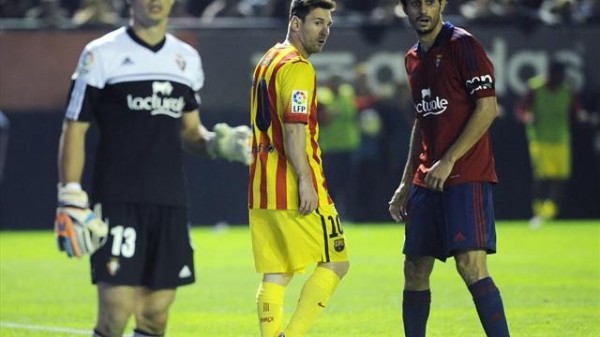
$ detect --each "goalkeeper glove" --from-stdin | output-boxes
[207,123,252,165]
[55,183,108,258]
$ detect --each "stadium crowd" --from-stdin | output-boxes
[1,0,599,28]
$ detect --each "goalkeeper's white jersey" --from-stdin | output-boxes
[64,26,205,206]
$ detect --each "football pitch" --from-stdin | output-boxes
[1,221,599,337]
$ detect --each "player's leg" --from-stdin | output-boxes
[132,287,176,336]
[528,139,547,227]
[283,261,349,337]
[543,143,571,220]
[455,250,510,337]
[92,203,193,337]
[94,283,136,337]
[444,183,509,337]
[283,205,349,337]
[258,273,294,337]
[401,185,442,337]
[130,205,194,336]
[403,256,435,337]
[90,202,143,337]
[250,209,300,337]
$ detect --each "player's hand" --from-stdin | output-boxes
[55,184,108,258]
[424,159,453,191]
[388,183,409,222]
[297,176,318,216]
[207,123,252,165]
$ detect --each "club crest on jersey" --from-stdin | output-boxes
[416,87,449,117]
[291,90,308,114]
[175,54,186,71]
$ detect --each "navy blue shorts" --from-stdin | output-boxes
[90,202,195,289]
[403,183,497,262]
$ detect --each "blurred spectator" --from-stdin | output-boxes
[357,80,415,222]
[539,0,578,25]
[3,0,599,24]
[72,0,117,28]
[201,0,253,20]
[318,74,362,221]
[540,0,600,24]
[516,59,587,228]
[351,64,387,221]
[354,64,379,112]
[171,0,195,17]
[0,0,29,17]
[460,0,519,22]
[24,0,68,28]
[574,0,600,23]
[260,0,288,17]
[378,81,414,179]
[185,0,214,17]
[0,111,8,183]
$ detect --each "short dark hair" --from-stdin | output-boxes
[289,0,336,21]
[400,0,444,7]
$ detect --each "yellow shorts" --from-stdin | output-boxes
[249,203,349,273]
[529,141,571,180]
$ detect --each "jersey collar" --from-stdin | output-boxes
[417,22,454,57]
[126,26,166,53]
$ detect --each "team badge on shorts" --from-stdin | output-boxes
[107,257,121,276]
[334,238,345,252]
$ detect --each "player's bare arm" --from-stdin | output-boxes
[56,119,107,258]
[58,120,90,184]
[180,109,210,155]
[389,119,421,222]
[284,122,318,216]
[425,96,498,190]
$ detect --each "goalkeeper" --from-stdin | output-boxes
[55,1,251,336]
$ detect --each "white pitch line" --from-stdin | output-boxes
[0,321,90,335]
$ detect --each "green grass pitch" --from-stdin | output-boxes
[1,221,599,336]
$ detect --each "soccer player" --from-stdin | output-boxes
[248,1,350,336]
[55,1,251,337]
[388,1,511,336]
[516,59,584,228]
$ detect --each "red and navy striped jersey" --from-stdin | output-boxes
[405,22,499,186]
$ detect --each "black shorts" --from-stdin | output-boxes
[90,202,195,289]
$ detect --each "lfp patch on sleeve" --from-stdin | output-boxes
[291,90,308,114]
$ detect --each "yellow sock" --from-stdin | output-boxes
[541,199,558,220]
[257,282,286,337]
[284,267,341,337]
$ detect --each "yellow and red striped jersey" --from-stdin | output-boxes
[248,43,332,210]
